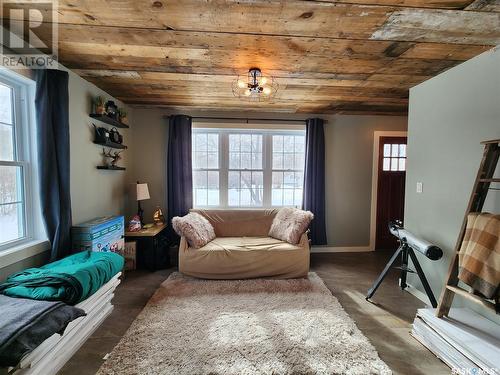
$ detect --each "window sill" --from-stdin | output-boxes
[0,239,50,268]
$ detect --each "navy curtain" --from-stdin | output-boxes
[35,69,72,260]
[303,118,327,245]
[167,115,193,242]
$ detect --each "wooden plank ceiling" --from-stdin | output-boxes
[3,0,499,115]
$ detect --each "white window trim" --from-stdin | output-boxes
[0,68,47,259]
[192,125,306,209]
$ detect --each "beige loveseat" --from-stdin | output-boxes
[178,209,310,279]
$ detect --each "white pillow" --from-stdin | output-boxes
[268,208,314,244]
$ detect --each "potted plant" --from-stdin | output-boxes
[118,108,128,124]
[93,96,105,114]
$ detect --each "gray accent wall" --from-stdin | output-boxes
[405,46,500,322]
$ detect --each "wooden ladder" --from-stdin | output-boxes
[436,139,500,318]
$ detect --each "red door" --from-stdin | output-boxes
[375,136,407,250]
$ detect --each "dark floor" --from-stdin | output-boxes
[60,251,449,375]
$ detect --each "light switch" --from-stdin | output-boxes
[416,182,423,193]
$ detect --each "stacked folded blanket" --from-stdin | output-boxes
[0,295,85,367]
[0,251,124,305]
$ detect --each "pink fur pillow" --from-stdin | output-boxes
[269,208,314,244]
[172,212,216,249]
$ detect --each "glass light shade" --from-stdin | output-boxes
[263,86,271,95]
[237,80,246,88]
[260,77,267,85]
[244,89,251,96]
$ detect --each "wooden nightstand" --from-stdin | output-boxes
[125,223,169,271]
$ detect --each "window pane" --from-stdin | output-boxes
[252,134,262,152]
[272,189,283,206]
[283,153,294,169]
[272,172,283,188]
[391,144,399,157]
[383,158,390,171]
[273,135,283,152]
[229,134,240,152]
[294,189,303,207]
[294,153,305,169]
[229,152,240,169]
[207,134,218,151]
[207,171,219,189]
[398,158,406,171]
[0,202,24,245]
[252,172,263,189]
[241,152,251,169]
[195,188,207,207]
[283,189,294,206]
[399,144,406,157]
[0,123,14,161]
[294,172,303,188]
[390,158,398,171]
[295,136,305,152]
[272,153,283,169]
[207,152,218,168]
[207,190,219,206]
[0,84,13,125]
[0,165,23,204]
[240,134,251,152]
[195,133,207,151]
[383,144,391,157]
[193,170,207,188]
[228,171,239,188]
[284,135,294,149]
[284,172,295,189]
[194,151,207,169]
[228,189,239,206]
[252,152,262,169]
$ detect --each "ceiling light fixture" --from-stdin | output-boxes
[232,68,278,101]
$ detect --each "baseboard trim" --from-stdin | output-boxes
[405,282,431,307]
[311,246,372,253]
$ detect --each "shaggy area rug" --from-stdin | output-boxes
[97,272,391,375]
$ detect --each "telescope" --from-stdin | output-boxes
[389,222,443,261]
[366,220,443,307]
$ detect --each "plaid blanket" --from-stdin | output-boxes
[458,212,500,303]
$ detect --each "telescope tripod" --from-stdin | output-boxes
[366,240,438,308]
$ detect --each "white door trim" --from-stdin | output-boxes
[369,131,408,251]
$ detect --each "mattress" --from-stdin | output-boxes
[179,235,309,279]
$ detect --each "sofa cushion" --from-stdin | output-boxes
[269,208,314,244]
[191,209,278,237]
[172,212,216,249]
[197,236,304,252]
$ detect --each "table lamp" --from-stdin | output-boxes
[136,181,150,225]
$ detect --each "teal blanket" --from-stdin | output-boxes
[0,251,124,305]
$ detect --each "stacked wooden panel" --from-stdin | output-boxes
[412,308,500,372]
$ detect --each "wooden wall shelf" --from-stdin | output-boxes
[97,166,126,171]
[93,140,127,149]
[90,113,129,128]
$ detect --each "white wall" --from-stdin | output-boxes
[129,108,407,248]
[405,46,500,322]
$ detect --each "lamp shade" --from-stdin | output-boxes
[136,183,150,201]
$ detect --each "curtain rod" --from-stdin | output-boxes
[165,115,307,123]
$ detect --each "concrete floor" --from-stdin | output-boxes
[60,251,449,375]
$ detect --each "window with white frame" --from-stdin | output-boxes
[0,72,37,250]
[192,126,306,208]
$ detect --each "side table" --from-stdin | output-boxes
[125,223,169,271]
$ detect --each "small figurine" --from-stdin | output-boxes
[153,206,165,225]
[102,148,123,167]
